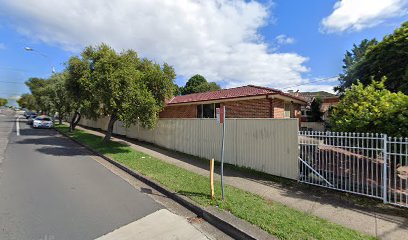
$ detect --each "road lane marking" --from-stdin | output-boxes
[16,117,20,136]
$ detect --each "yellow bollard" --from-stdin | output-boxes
[210,158,214,199]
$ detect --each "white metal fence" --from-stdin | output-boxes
[299,131,408,208]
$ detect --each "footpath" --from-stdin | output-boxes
[78,125,408,240]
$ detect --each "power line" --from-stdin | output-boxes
[281,76,338,90]
[0,81,26,84]
[0,67,31,73]
[0,67,54,77]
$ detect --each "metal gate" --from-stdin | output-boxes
[299,131,408,208]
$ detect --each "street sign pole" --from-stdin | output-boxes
[221,117,225,200]
[219,106,226,200]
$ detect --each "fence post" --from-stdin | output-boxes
[383,134,388,203]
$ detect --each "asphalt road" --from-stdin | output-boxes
[0,112,164,240]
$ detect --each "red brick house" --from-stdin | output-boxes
[159,85,307,119]
[296,91,340,122]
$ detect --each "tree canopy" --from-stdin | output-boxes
[180,74,221,95]
[335,39,378,93]
[330,79,408,137]
[21,74,72,122]
[335,21,408,94]
[17,94,36,110]
[69,43,176,142]
[65,54,100,131]
[25,77,50,112]
[0,98,7,107]
[46,73,71,124]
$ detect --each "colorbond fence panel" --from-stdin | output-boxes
[78,117,299,180]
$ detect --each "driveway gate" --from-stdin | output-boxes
[299,131,408,208]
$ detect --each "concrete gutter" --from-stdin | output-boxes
[55,128,274,240]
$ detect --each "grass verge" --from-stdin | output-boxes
[56,124,376,240]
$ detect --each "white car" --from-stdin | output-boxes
[33,116,54,129]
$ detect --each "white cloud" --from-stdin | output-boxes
[8,95,21,100]
[275,34,295,45]
[0,0,309,89]
[282,76,338,94]
[321,0,408,33]
[294,84,336,94]
[0,43,5,50]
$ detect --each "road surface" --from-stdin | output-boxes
[0,110,227,240]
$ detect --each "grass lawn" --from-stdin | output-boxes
[56,124,376,240]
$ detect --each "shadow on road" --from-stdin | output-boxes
[36,146,91,157]
[19,128,59,137]
[16,129,131,157]
[16,135,70,146]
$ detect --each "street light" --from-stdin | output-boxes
[24,47,55,73]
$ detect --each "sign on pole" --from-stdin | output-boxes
[216,106,226,200]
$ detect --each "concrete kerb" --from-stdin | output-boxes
[55,128,274,240]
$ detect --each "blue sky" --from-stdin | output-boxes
[0,0,407,106]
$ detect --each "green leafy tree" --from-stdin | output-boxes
[65,54,98,131]
[17,94,37,110]
[336,21,408,94]
[25,77,52,113]
[79,44,175,142]
[309,97,323,122]
[22,73,71,123]
[0,98,7,107]
[172,83,181,96]
[335,39,378,93]
[330,79,408,137]
[180,74,221,95]
[46,72,72,124]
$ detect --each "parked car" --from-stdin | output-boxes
[32,116,54,129]
[27,114,38,125]
[25,112,37,119]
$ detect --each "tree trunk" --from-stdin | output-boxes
[69,111,81,132]
[74,112,81,126]
[57,108,63,125]
[58,114,63,125]
[103,114,117,143]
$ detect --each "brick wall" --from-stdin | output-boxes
[293,103,302,125]
[160,97,302,119]
[323,97,340,104]
[221,98,271,118]
[159,104,197,118]
[272,99,285,118]
[293,103,301,119]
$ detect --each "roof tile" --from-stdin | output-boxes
[168,85,306,105]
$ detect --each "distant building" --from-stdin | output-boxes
[295,91,340,122]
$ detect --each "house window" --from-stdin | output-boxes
[197,105,203,118]
[197,103,220,118]
[284,103,291,118]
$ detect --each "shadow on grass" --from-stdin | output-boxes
[177,190,211,199]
